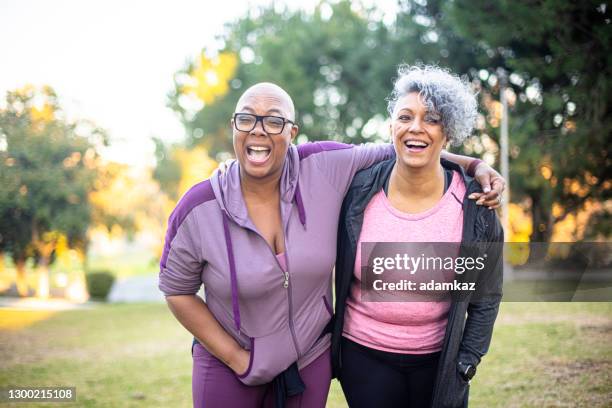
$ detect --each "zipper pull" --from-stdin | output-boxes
[283,272,289,288]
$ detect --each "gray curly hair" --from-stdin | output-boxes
[386,64,478,145]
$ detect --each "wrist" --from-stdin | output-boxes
[467,159,484,177]
[228,347,250,375]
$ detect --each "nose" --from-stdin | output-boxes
[250,117,267,137]
[408,117,424,134]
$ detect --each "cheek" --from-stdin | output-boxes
[274,135,292,155]
[233,133,245,156]
[391,124,403,142]
[426,126,445,144]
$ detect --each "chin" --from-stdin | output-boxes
[399,155,431,169]
[238,159,273,179]
[243,165,271,179]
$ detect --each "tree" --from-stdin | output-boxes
[440,0,611,242]
[390,0,610,242]
[168,1,398,157]
[152,136,218,200]
[152,137,182,200]
[0,85,105,297]
[164,0,610,243]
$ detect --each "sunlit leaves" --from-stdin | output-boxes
[181,52,238,105]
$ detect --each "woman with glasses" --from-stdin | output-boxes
[158,81,503,407]
[331,65,504,407]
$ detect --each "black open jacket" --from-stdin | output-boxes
[331,158,504,408]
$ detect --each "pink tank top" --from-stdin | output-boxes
[343,171,466,354]
[276,252,288,272]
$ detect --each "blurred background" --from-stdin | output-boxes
[0,1,610,407]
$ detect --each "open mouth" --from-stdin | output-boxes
[246,145,271,164]
[403,139,429,153]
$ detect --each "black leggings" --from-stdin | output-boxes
[339,337,440,408]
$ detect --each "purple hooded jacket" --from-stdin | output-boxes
[158,141,393,386]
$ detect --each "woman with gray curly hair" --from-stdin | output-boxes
[331,64,504,407]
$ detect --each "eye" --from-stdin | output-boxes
[398,114,413,122]
[425,115,441,124]
[265,116,285,127]
[236,114,254,125]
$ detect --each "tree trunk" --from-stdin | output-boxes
[31,225,57,299]
[528,192,553,263]
[15,258,29,297]
[36,256,50,299]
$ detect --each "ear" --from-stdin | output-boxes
[290,124,299,143]
[388,121,393,141]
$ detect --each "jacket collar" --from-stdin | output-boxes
[211,144,301,229]
[344,157,486,245]
[349,157,482,212]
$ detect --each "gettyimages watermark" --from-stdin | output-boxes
[360,242,611,302]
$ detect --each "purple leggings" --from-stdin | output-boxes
[192,344,331,408]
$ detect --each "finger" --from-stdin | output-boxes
[468,193,484,200]
[482,197,502,208]
[491,178,506,195]
[484,202,500,209]
[480,189,499,201]
[475,193,497,205]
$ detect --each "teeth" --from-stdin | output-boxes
[405,140,428,147]
[247,146,271,161]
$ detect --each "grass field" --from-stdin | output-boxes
[1,302,611,407]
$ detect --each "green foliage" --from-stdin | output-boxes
[152,137,182,200]
[439,0,611,240]
[0,86,105,264]
[165,0,610,242]
[85,270,116,300]
[169,1,400,156]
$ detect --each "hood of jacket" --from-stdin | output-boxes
[210,144,303,229]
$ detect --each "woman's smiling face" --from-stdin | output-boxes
[231,83,297,182]
[390,92,447,170]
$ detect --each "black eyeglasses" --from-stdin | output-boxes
[232,113,295,135]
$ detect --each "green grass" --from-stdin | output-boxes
[1,303,611,407]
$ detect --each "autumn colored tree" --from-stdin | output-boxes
[152,136,218,201]
[168,1,399,157]
[0,85,105,297]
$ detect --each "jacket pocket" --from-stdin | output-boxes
[235,337,256,380]
[235,323,297,386]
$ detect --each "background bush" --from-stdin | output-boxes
[86,270,116,301]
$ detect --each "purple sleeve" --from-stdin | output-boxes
[308,142,395,195]
[158,210,204,296]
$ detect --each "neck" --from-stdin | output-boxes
[240,168,282,202]
[389,158,445,200]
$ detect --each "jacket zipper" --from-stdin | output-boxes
[253,219,302,358]
[282,236,302,357]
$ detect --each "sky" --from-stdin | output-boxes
[0,0,397,167]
